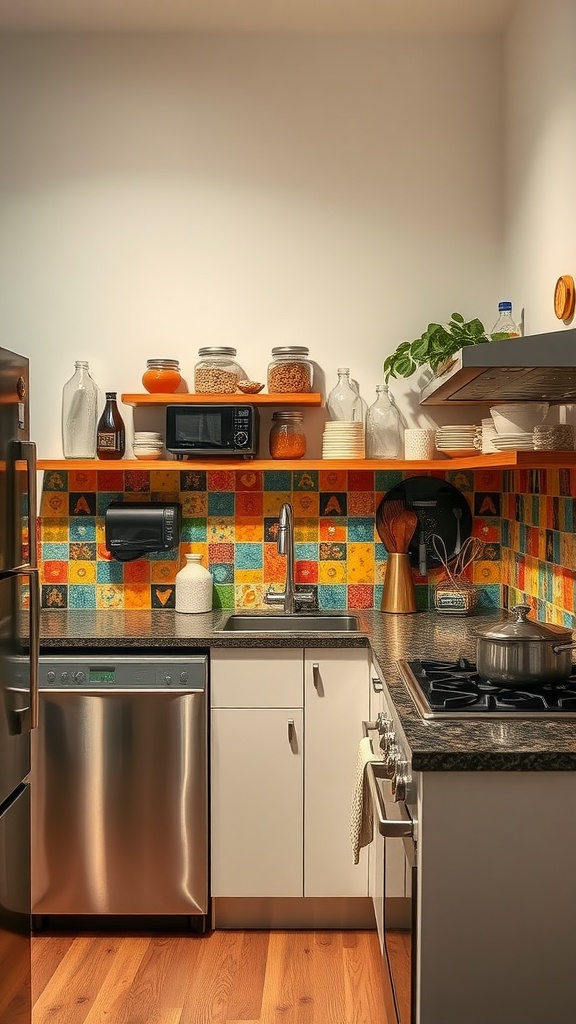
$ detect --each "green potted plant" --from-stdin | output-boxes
[383,312,503,383]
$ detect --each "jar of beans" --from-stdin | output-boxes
[267,346,313,394]
[194,347,242,394]
[269,411,307,460]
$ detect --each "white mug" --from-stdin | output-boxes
[404,428,434,460]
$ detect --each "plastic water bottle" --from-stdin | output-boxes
[491,301,520,338]
[61,361,99,458]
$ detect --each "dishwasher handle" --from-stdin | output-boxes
[38,687,207,696]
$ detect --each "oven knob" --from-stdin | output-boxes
[384,743,399,778]
[46,671,56,684]
[392,761,410,802]
[380,728,396,754]
[72,670,85,684]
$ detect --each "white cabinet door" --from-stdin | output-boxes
[304,648,370,897]
[211,649,303,708]
[211,707,303,897]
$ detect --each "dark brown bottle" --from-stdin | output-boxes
[96,392,125,460]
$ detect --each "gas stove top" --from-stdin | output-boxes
[398,657,576,719]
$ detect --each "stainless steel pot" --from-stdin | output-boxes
[474,604,576,686]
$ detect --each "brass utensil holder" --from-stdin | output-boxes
[381,553,418,614]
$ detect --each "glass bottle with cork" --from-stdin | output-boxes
[97,392,126,460]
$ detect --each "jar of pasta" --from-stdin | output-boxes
[269,411,307,460]
[267,346,313,394]
[194,347,242,394]
[142,359,182,394]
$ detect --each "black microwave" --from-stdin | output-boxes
[165,404,259,458]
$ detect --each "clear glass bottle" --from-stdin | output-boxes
[269,411,307,459]
[491,301,521,338]
[267,346,313,394]
[61,360,99,459]
[326,368,365,421]
[96,392,126,460]
[194,347,242,394]
[175,553,213,613]
[366,385,401,459]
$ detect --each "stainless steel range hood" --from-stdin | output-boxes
[420,328,576,405]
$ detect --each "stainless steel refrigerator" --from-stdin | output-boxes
[0,347,39,1022]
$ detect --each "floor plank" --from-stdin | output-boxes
[32,929,389,1024]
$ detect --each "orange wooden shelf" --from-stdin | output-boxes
[121,392,323,407]
[37,452,576,473]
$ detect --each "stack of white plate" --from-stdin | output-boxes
[491,432,535,451]
[322,421,365,460]
[435,424,480,458]
[133,431,164,460]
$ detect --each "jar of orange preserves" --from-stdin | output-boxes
[142,359,182,394]
[269,411,306,460]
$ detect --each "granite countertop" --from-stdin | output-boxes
[40,607,576,771]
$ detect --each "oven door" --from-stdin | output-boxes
[366,757,417,1024]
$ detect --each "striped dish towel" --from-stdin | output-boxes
[350,736,375,865]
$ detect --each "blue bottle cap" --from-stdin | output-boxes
[498,301,512,312]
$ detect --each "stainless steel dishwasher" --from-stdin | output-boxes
[32,653,208,924]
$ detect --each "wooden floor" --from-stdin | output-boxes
[32,929,389,1024]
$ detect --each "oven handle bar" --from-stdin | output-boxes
[366,762,415,839]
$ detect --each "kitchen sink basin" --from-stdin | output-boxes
[218,613,361,633]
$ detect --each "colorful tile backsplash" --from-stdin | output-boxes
[501,467,576,628]
[38,465,507,612]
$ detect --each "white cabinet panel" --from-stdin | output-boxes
[211,707,303,897]
[304,648,370,897]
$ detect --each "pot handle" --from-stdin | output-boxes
[512,604,532,621]
[553,642,576,655]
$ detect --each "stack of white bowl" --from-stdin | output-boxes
[489,403,548,451]
[133,432,164,460]
[434,424,480,458]
[322,421,365,460]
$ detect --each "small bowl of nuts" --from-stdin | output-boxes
[237,380,265,395]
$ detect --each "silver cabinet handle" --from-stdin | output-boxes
[288,718,295,743]
[312,662,324,696]
[372,676,384,693]
[366,762,414,839]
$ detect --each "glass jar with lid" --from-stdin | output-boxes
[269,411,307,459]
[267,346,313,394]
[194,347,242,394]
[142,358,182,394]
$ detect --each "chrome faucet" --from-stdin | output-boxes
[264,502,315,614]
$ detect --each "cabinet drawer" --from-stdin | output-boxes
[210,649,304,708]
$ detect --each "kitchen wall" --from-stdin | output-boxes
[503,0,576,335]
[5,15,576,621]
[0,32,502,454]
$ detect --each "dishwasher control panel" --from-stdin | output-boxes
[39,655,208,690]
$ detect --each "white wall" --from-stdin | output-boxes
[0,33,502,456]
[504,0,576,335]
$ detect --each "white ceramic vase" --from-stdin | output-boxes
[175,554,213,614]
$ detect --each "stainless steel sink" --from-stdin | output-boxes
[218,613,361,633]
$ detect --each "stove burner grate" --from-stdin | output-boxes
[408,658,576,714]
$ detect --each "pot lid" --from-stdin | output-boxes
[475,604,573,642]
